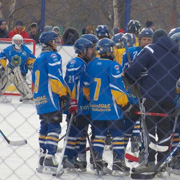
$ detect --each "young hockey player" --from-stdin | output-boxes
[32,31,69,174]
[124,29,180,176]
[83,38,139,176]
[62,38,94,171]
[167,27,180,174]
[127,20,142,47]
[112,32,136,65]
[0,34,35,103]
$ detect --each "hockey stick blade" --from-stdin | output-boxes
[8,139,27,146]
[149,142,168,152]
[0,130,27,146]
[125,153,139,162]
[131,172,155,179]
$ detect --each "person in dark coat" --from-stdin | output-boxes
[62,27,79,45]
[0,20,8,38]
[124,29,180,174]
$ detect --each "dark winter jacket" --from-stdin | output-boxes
[124,36,180,102]
[0,28,8,38]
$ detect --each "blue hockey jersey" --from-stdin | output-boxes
[83,57,129,120]
[122,46,142,105]
[64,56,89,115]
[0,44,35,75]
[32,49,67,115]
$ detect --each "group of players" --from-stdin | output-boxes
[1,20,180,178]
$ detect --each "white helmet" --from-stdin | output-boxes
[12,34,23,50]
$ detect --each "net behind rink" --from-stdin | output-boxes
[0,38,36,96]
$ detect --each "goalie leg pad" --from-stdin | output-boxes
[13,66,32,98]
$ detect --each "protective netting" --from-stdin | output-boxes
[0,0,180,180]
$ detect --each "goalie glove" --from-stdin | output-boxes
[121,103,140,120]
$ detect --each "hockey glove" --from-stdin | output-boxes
[122,103,140,120]
[59,95,70,112]
[69,99,78,114]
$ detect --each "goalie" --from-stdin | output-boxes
[0,34,35,102]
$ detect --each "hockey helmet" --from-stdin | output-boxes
[81,34,98,44]
[112,33,124,48]
[95,25,110,39]
[121,33,136,47]
[138,28,153,40]
[74,38,93,54]
[127,20,141,34]
[39,31,59,45]
[169,27,180,44]
[12,34,23,50]
[96,38,115,55]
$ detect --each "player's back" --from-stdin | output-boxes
[86,58,122,120]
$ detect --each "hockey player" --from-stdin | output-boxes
[62,38,94,171]
[127,20,142,46]
[95,25,111,39]
[122,28,153,156]
[83,38,139,176]
[0,34,35,103]
[167,27,180,174]
[124,29,180,175]
[32,31,69,174]
[112,32,136,65]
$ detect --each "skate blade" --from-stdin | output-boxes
[36,167,44,173]
[112,170,130,176]
[43,166,57,174]
[66,167,87,173]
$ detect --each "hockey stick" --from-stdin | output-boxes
[135,111,168,117]
[85,131,100,176]
[0,129,27,146]
[131,140,180,179]
[55,112,74,178]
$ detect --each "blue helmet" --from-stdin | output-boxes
[121,33,136,47]
[96,38,115,55]
[127,20,141,34]
[81,34,98,44]
[138,28,153,40]
[95,25,110,39]
[169,27,180,44]
[74,38,93,54]
[39,31,58,45]
[112,33,124,48]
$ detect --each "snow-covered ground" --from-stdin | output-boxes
[0,46,179,179]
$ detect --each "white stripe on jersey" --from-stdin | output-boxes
[111,73,122,78]
[48,60,61,66]
[110,83,126,94]
[67,66,81,72]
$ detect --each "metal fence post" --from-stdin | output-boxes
[40,0,46,33]
[125,0,131,32]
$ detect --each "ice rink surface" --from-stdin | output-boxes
[0,46,179,179]
[0,97,179,180]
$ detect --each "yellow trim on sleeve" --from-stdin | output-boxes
[50,79,67,97]
[83,87,90,101]
[111,89,128,107]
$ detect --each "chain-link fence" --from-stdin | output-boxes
[1,0,180,180]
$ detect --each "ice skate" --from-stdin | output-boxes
[132,160,156,173]
[43,155,58,174]
[19,96,33,104]
[62,155,86,172]
[0,96,12,103]
[168,153,180,175]
[91,159,112,175]
[36,155,45,173]
[112,158,130,176]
